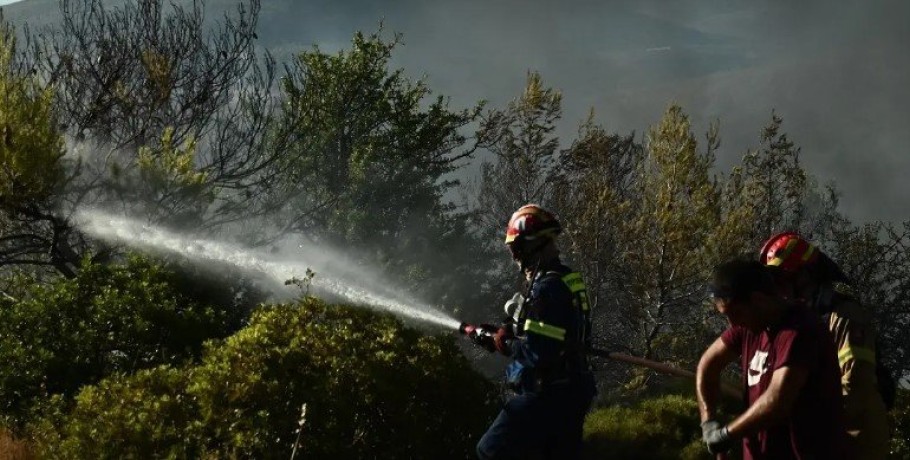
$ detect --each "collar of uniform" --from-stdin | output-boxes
[534,257,564,276]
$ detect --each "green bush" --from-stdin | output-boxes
[0,256,243,428]
[32,299,498,459]
[583,394,710,460]
[30,368,201,459]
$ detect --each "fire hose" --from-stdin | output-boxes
[459,322,742,401]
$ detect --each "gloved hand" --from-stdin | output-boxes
[701,420,732,454]
[469,324,499,352]
[492,326,514,355]
[469,324,514,354]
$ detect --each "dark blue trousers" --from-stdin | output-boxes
[476,375,596,460]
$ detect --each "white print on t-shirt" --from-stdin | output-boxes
[747,350,770,387]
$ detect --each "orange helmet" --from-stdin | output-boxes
[504,204,561,247]
[758,232,819,272]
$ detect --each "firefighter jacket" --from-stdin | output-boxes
[502,259,593,394]
[818,284,890,460]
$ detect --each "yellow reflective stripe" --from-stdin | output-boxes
[562,272,590,311]
[561,273,585,293]
[801,245,816,261]
[777,238,799,260]
[767,257,785,267]
[838,346,875,366]
[524,320,566,341]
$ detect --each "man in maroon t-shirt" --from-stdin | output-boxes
[696,259,845,459]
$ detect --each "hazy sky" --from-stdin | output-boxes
[4,0,909,223]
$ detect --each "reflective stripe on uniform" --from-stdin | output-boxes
[561,272,590,311]
[801,245,816,261]
[524,319,566,341]
[561,273,585,293]
[838,345,875,366]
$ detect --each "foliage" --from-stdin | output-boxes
[0,256,244,428]
[583,394,710,460]
[120,126,214,225]
[0,30,75,276]
[827,222,910,378]
[31,299,498,459]
[548,118,643,384]
[482,104,873,392]
[0,6,904,454]
[611,106,726,365]
[475,71,563,213]
[722,111,845,250]
[471,72,566,304]
[273,30,488,308]
[551,105,734,375]
[0,32,64,207]
[23,0,272,154]
[31,368,200,459]
[1,0,277,277]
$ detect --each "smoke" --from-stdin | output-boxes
[73,208,462,331]
[240,0,909,223]
[4,0,906,219]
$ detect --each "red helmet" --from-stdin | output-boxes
[758,232,819,272]
[504,204,561,247]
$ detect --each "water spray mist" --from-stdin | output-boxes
[74,209,462,331]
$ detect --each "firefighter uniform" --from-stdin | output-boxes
[476,261,596,460]
[760,232,893,459]
[821,286,890,460]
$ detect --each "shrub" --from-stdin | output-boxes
[583,394,710,460]
[31,368,200,459]
[32,299,498,459]
[0,256,243,428]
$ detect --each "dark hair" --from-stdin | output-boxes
[709,258,777,302]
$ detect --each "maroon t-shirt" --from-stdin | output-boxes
[720,306,845,460]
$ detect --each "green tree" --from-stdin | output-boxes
[0,256,246,428]
[2,0,279,277]
[0,33,63,205]
[722,112,845,250]
[32,299,498,459]
[605,106,729,366]
[0,29,76,277]
[548,116,643,358]
[546,106,753,393]
[273,30,486,306]
[474,72,562,234]
[470,72,565,305]
[827,221,910,378]
[109,127,214,225]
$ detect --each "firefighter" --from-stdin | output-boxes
[467,204,596,460]
[759,232,891,459]
[697,258,846,459]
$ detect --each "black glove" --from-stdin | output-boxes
[701,420,732,455]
